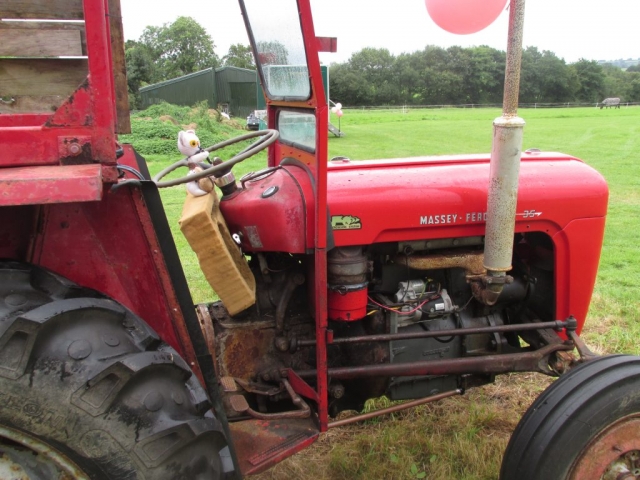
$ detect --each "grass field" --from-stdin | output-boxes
[141,106,640,479]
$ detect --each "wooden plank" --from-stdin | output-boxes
[0,59,87,96]
[108,0,131,134]
[0,29,82,57]
[0,96,64,114]
[0,21,87,55]
[0,0,84,20]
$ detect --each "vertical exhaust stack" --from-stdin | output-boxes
[475,0,526,306]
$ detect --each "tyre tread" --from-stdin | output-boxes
[501,355,640,479]
[0,262,227,479]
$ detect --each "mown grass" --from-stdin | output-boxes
[128,105,640,480]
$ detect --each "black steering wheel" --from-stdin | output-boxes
[153,129,279,188]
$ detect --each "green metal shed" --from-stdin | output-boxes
[138,66,258,118]
[139,68,217,110]
[215,66,257,119]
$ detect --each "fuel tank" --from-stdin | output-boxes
[219,152,608,253]
[219,162,315,254]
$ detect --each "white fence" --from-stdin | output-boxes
[346,102,640,111]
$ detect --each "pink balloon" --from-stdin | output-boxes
[336,110,344,117]
[425,0,508,35]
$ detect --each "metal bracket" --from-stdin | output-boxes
[564,315,598,362]
[230,378,310,420]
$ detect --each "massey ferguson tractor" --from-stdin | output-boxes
[1,0,638,478]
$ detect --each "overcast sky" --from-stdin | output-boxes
[120,0,640,65]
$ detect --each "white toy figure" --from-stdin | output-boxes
[177,130,214,196]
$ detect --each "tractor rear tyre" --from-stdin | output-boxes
[0,261,231,479]
[500,354,640,480]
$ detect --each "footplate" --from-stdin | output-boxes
[228,417,319,476]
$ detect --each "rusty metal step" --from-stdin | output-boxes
[228,417,319,476]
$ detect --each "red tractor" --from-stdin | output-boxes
[0,0,637,479]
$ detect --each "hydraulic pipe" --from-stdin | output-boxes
[328,389,463,428]
[295,319,570,348]
[295,343,572,380]
[481,0,526,304]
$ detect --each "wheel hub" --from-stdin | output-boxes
[569,414,640,480]
[0,426,89,480]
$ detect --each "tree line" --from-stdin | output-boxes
[124,17,640,110]
[329,46,640,106]
[124,17,254,109]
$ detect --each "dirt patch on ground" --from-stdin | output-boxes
[181,122,198,131]
[159,115,179,125]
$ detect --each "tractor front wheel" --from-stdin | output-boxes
[0,261,230,479]
[500,354,640,480]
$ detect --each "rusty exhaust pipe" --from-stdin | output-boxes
[476,0,526,305]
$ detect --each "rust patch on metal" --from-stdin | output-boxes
[395,249,486,276]
[471,281,501,306]
[219,326,274,379]
[0,425,90,480]
[228,417,319,476]
[248,432,310,466]
[210,301,316,382]
[569,415,640,479]
[483,0,527,294]
[196,304,217,363]
[57,135,93,165]
[566,329,598,362]
[503,0,526,117]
